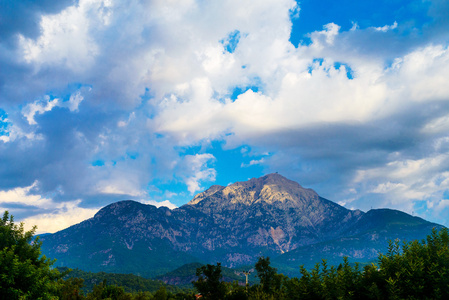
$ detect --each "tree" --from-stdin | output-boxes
[152,286,167,300]
[378,228,449,299]
[193,263,228,300]
[0,211,64,299]
[226,281,247,300]
[254,256,284,296]
[86,279,129,300]
[57,277,85,300]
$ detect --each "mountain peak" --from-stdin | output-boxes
[186,173,321,210]
[258,172,290,182]
[94,200,143,218]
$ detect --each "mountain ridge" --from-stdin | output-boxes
[40,173,443,278]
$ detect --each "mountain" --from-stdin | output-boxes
[40,173,443,278]
[272,208,440,275]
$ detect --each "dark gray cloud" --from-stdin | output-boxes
[0,0,76,41]
[243,100,449,211]
[0,1,78,105]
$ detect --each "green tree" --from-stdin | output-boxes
[0,211,64,299]
[152,286,167,300]
[282,228,449,300]
[86,279,130,300]
[378,228,449,299]
[193,263,228,300]
[131,291,152,300]
[226,281,247,300]
[254,256,284,297]
[57,277,85,300]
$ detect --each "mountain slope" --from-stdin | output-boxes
[273,208,442,276]
[41,201,203,276]
[40,173,442,278]
[184,174,364,255]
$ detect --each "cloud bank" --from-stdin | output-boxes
[1,0,449,232]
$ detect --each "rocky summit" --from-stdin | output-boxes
[40,173,442,278]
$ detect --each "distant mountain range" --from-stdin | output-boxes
[40,173,443,278]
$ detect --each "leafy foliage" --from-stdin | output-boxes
[155,261,253,289]
[377,228,449,299]
[61,267,180,295]
[254,256,284,297]
[193,263,229,300]
[0,211,64,299]
[282,227,449,300]
[56,277,85,300]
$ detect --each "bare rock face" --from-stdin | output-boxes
[188,173,320,208]
[40,173,440,277]
[183,173,363,260]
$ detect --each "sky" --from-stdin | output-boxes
[1,0,449,233]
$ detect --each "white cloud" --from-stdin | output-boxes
[370,182,408,194]
[140,199,177,210]
[0,183,99,233]
[117,112,136,128]
[241,158,265,168]
[310,23,341,46]
[435,199,449,210]
[95,183,144,197]
[22,201,98,234]
[389,45,449,103]
[67,90,85,112]
[22,89,87,125]
[0,122,42,143]
[2,0,449,228]
[18,0,100,72]
[422,115,449,134]
[373,21,398,32]
[353,155,449,213]
[94,165,147,197]
[0,182,51,206]
[22,96,60,125]
[180,154,216,194]
[152,28,449,153]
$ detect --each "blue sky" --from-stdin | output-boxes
[1,0,449,233]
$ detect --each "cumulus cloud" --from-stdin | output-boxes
[18,3,99,72]
[1,0,449,231]
[178,154,217,194]
[0,182,99,233]
[21,202,98,234]
[0,0,76,42]
[0,181,52,207]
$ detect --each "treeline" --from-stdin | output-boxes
[1,210,449,299]
[59,267,183,295]
[194,228,449,299]
[70,281,195,300]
